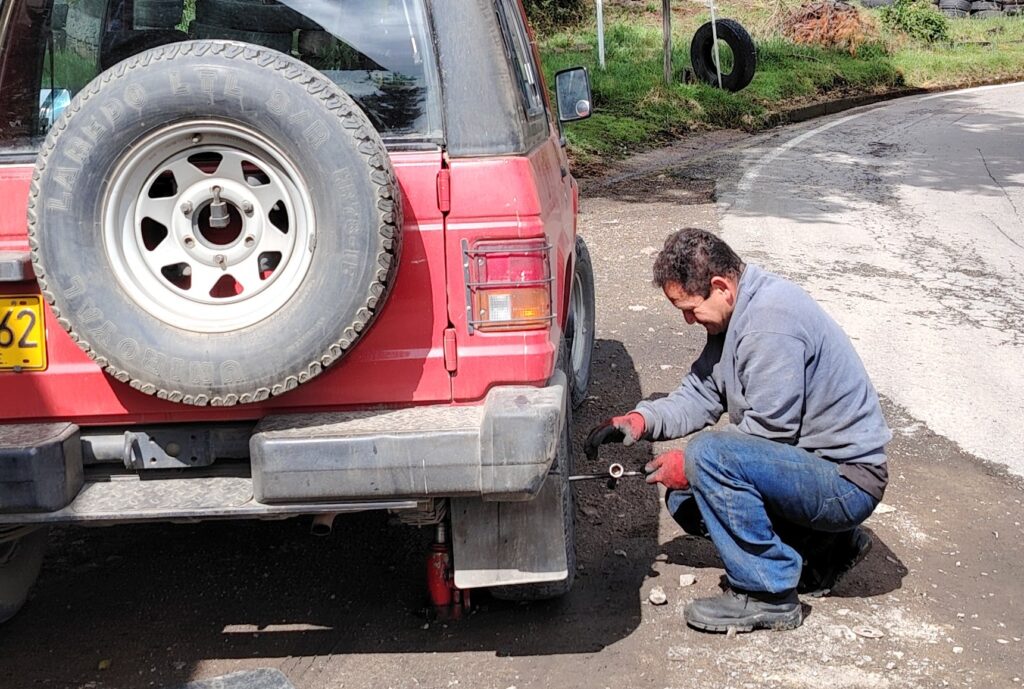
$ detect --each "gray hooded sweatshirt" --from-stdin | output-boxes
[635,264,892,499]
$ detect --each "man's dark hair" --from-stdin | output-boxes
[652,228,745,297]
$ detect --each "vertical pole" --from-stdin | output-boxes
[596,0,606,70]
[709,0,722,89]
[662,0,672,85]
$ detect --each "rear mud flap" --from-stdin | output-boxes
[449,473,568,589]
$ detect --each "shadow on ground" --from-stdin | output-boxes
[0,340,661,689]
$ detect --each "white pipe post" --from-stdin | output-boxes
[662,0,671,86]
[709,0,722,89]
[596,0,606,70]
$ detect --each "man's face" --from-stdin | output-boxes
[662,278,736,335]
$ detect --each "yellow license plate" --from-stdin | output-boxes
[0,295,47,371]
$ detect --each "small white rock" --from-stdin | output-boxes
[997,639,1010,645]
[648,587,668,605]
[837,608,850,616]
[952,647,964,654]
[614,549,627,558]
[628,304,647,312]
[852,625,885,639]
[873,503,896,515]
[660,364,673,370]
[679,574,696,587]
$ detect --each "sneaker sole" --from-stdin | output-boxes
[685,607,803,633]
[805,533,873,599]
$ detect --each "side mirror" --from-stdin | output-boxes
[38,89,71,131]
[554,67,592,123]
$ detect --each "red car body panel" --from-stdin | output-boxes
[0,150,463,425]
[2,131,577,424]
[443,141,572,402]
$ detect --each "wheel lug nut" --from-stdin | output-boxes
[191,134,202,144]
[215,254,227,269]
[244,235,255,247]
[181,202,193,216]
[183,236,195,248]
[242,201,254,216]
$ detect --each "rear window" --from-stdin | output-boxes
[0,0,442,156]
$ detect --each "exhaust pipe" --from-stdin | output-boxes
[311,513,339,537]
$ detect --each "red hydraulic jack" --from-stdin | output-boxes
[426,522,471,620]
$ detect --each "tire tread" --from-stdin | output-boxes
[28,40,402,406]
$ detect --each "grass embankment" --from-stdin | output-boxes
[538,1,1024,164]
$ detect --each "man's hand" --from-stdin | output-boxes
[611,412,646,446]
[645,449,689,490]
[585,413,646,461]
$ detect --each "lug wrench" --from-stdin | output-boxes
[569,462,644,489]
[569,421,647,489]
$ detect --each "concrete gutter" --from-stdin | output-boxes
[766,76,1024,126]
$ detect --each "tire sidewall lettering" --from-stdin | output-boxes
[33,43,397,401]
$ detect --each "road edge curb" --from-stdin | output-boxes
[765,77,1024,126]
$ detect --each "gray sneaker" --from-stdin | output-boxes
[684,588,802,633]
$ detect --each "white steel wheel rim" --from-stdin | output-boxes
[104,120,316,333]
[570,270,587,375]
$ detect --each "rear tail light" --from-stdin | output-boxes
[462,239,553,332]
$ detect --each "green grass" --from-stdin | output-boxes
[42,48,97,93]
[539,2,1024,164]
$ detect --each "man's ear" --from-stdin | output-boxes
[710,275,732,297]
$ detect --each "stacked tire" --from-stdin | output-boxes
[938,0,1011,16]
[969,0,1005,16]
[189,0,322,54]
[1005,0,1024,15]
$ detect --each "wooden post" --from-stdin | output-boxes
[662,0,672,85]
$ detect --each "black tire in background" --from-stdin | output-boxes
[939,0,971,10]
[52,0,70,28]
[30,41,401,406]
[860,0,896,7]
[133,0,184,29]
[195,0,321,32]
[689,19,756,93]
[188,22,293,53]
[567,236,595,410]
[100,29,189,70]
[0,528,48,624]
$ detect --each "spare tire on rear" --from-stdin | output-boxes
[30,40,401,406]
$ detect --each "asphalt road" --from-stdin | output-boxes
[720,82,1024,479]
[1,86,1022,689]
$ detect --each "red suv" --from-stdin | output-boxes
[0,0,596,621]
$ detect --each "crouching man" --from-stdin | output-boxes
[595,228,891,633]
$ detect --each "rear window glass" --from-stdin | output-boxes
[0,0,442,154]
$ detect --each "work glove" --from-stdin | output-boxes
[645,449,689,491]
[584,412,646,461]
[610,412,646,446]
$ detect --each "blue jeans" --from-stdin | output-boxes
[667,431,878,593]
